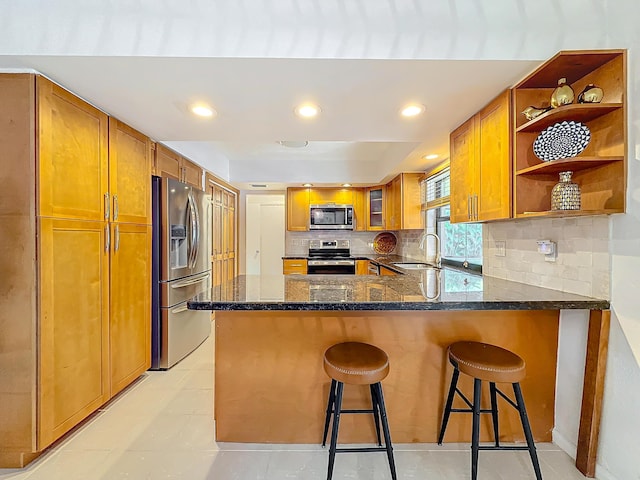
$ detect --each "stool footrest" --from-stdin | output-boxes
[450,408,495,413]
[336,447,389,453]
[477,445,532,451]
[339,409,375,414]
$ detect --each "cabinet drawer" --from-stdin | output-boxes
[283,259,307,275]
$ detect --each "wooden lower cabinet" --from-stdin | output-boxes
[109,223,152,397]
[355,260,370,275]
[380,266,398,276]
[283,259,308,275]
[38,218,110,449]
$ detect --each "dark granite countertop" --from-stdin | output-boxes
[188,269,610,311]
[282,254,429,273]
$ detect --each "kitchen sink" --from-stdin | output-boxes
[391,262,437,270]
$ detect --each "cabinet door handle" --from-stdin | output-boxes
[114,224,120,252]
[474,194,479,220]
[105,225,110,252]
[467,195,471,220]
[104,192,110,220]
[113,194,119,221]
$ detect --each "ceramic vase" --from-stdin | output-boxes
[551,171,581,210]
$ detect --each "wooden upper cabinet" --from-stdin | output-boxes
[108,118,152,225]
[384,174,423,230]
[385,176,401,230]
[182,157,203,190]
[154,144,203,190]
[352,188,366,231]
[154,144,181,180]
[37,77,108,221]
[38,218,110,449]
[109,223,152,397]
[450,89,511,223]
[309,188,354,205]
[477,90,511,221]
[287,187,310,231]
[450,117,477,223]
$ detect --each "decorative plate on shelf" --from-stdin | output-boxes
[532,121,591,161]
[372,232,397,254]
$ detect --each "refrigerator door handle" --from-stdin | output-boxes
[192,193,201,268]
[187,193,197,268]
[170,272,210,289]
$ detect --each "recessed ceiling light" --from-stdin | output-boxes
[424,154,439,160]
[294,104,321,118]
[191,104,216,117]
[303,183,313,187]
[342,183,352,187]
[401,104,426,117]
[278,140,309,148]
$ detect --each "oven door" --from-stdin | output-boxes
[307,259,355,275]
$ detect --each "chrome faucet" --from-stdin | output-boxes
[418,232,441,268]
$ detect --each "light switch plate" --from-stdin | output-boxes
[494,241,506,257]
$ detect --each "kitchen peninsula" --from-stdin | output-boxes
[189,270,609,477]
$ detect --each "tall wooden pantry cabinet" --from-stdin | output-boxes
[0,74,151,466]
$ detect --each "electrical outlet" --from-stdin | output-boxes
[495,241,506,257]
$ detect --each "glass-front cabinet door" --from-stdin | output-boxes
[367,186,385,230]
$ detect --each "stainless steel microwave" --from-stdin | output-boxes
[309,204,354,230]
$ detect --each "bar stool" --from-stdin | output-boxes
[322,342,396,480]
[437,341,542,480]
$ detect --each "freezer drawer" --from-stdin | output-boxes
[161,270,211,308]
[155,301,211,370]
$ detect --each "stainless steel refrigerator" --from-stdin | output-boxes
[151,176,211,369]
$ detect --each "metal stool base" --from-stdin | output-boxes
[322,379,397,480]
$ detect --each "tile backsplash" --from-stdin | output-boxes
[285,229,426,258]
[285,231,382,256]
[483,216,611,299]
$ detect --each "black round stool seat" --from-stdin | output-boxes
[323,342,390,385]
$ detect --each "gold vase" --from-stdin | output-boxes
[577,84,604,103]
[550,78,574,108]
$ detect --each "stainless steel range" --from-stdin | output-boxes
[307,240,355,274]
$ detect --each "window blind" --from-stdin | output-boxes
[421,167,450,210]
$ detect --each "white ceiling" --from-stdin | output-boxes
[1,0,631,190]
[0,55,537,188]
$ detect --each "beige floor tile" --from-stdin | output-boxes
[0,338,590,480]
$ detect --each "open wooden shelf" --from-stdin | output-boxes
[516,103,622,132]
[516,156,623,176]
[515,50,622,88]
[513,50,626,218]
[516,209,623,219]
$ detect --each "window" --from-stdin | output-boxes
[422,166,482,271]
